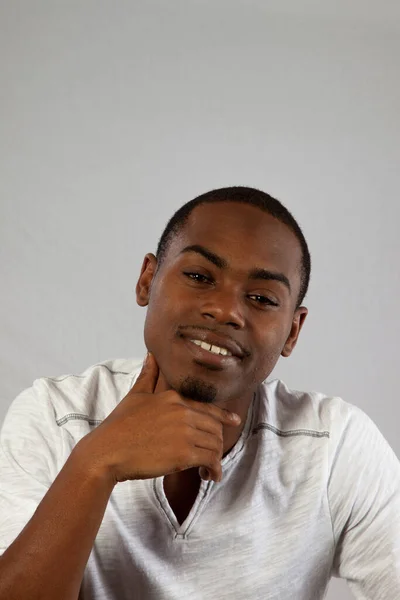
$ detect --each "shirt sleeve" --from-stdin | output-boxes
[0,379,64,553]
[328,401,400,599]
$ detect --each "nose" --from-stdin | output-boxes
[200,288,245,330]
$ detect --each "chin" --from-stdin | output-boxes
[178,376,218,404]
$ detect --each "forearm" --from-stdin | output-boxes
[0,440,114,600]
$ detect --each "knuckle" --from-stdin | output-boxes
[165,390,179,404]
[206,449,219,467]
[177,445,194,466]
[178,406,194,425]
[210,433,222,452]
[184,448,198,467]
[183,405,194,419]
[182,424,195,442]
[210,421,223,442]
[204,404,217,417]
[166,400,187,419]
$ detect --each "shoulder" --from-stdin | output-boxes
[2,358,144,437]
[255,378,364,441]
[42,357,143,420]
[255,379,399,491]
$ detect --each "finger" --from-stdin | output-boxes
[192,430,223,483]
[132,352,159,394]
[182,398,241,428]
[198,466,211,481]
[179,447,221,482]
[189,413,223,440]
[194,448,222,482]
[192,430,223,457]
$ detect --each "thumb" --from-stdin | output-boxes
[132,352,159,394]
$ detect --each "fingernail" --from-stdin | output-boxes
[201,470,210,481]
[230,412,241,424]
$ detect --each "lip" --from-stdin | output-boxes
[181,336,241,368]
[178,327,247,359]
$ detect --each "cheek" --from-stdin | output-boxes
[248,350,281,386]
[255,321,284,350]
[255,346,279,371]
[250,325,288,373]
[142,292,181,351]
[148,275,186,311]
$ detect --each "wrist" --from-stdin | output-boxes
[70,435,117,492]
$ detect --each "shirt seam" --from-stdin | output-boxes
[152,478,178,534]
[56,414,103,427]
[252,423,330,438]
[327,471,337,550]
[46,364,132,383]
[180,481,212,538]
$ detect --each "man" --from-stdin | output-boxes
[0,186,399,599]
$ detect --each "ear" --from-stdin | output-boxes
[281,306,308,357]
[136,253,158,307]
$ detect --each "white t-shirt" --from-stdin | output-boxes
[1,358,399,599]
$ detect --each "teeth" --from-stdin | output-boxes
[192,339,203,347]
[201,341,212,351]
[190,339,232,356]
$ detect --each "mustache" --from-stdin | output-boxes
[177,324,250,357]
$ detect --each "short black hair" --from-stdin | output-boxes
[156,186,311,308]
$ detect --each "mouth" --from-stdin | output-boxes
[178,327,248,369]
[181,338,240,369]
[189,339,233,356]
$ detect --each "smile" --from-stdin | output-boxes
[189,339,233,356]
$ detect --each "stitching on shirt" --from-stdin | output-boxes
[152,479,178,534]
[47,364,132,383]
[181,481,212,538]
[48,374,87,382]
[252,423,330,438]
[56,414,103,427]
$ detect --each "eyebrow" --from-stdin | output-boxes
[179,244,291,293]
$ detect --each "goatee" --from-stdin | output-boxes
[179,377,217,404]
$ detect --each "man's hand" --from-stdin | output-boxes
[80,353,241,485]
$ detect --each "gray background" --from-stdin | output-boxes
[1,2,399,598]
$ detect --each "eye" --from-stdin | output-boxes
[183,272,213,284]
[248,294,279,307]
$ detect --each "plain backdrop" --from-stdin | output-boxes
[1,2,399,598]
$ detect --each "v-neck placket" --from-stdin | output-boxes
[152,392,257,539]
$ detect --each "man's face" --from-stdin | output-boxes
[136,202,307,407]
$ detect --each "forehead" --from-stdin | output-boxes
[170,201,303,280]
